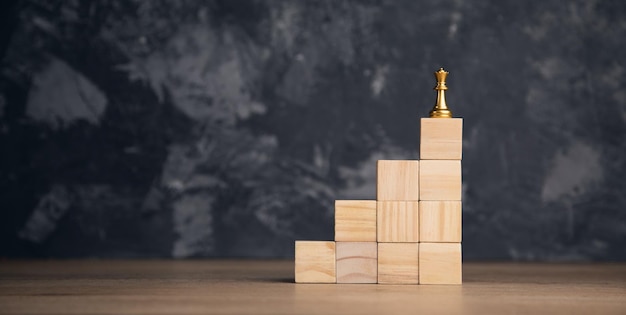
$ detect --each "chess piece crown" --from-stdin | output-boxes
[429,68,453,118]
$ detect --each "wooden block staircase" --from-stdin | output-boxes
[295,68,463,284]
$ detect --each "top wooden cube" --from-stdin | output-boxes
[420,118,463,160]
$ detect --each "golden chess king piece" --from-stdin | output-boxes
[429,68,453,118]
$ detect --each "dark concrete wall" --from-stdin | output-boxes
[1,0,625,260]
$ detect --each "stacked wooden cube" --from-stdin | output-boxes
[295,117,463,284]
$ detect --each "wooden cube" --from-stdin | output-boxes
[377,201,419,242]
[377,160,419,201]
[419,243,462,284]
[295,241,336,283]
[419,160,462,201]
[336,242,377,283]
[377,243,419,284]
[335,200,377,242]
[419,201,462,242]
[420,118,463,160]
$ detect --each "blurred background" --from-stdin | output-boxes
[0,0,625,260]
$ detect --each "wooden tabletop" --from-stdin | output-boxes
[0,260,625,314]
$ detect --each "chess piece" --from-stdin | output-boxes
[429,68,453,118]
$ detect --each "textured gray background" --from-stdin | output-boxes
[1,0,625,260]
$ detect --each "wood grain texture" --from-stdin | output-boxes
[419,201,462,242]
[295,241,336,283]
[334,200,377,242]
[420,118,463,160]
[377,243,419,284]
[419,243,462,284]
[377,201,419,242]
[376,160,420,201]
[419,160,462,201]
[336,242,377,284]
[0,261,625,314]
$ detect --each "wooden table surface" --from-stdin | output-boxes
[0,260,625,314]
